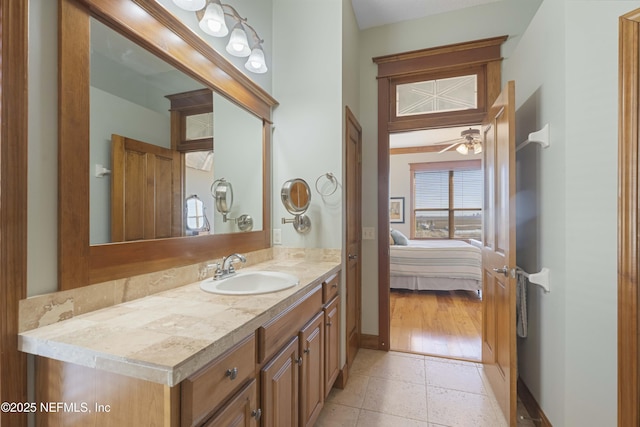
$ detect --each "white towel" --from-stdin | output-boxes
[516,272,528,338]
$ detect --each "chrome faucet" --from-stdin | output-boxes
[213,253,246,280]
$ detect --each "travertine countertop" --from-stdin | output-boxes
[18,258,340,386]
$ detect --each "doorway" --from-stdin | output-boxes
[387,126,484,361]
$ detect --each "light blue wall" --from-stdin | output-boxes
[271,0,343,249]
[504,0,568,423]
[505,1,640,425]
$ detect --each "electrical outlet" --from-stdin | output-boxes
[362,227,375,240]
[273,228,282,244]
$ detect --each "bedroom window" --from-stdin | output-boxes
[411,160,482,240]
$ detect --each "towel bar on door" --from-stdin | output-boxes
[516,267,550,293]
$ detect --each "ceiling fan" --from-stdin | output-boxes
[438,128,482,155]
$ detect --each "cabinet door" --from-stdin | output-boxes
[299,312,324,427]
[202,379,260,427]
[261,336,299,427]
[324,295,340,397]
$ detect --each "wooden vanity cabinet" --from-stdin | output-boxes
[324,294,340,397]
[201,379,259,427]
[181,334,257,427]
[299,312,324,427]
[33,270,341,427]
[260,336,300,427]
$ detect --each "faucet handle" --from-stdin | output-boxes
[208,262,223,279]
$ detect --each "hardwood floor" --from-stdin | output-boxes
[389,289,482,361]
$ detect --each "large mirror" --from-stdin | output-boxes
[59,0,276,289]
[89,18,263,244]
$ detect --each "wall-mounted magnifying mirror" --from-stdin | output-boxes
[281,178,311,233]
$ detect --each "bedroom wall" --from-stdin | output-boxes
[389,150,481,238]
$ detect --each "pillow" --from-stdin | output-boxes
[390,228,409,246]
[389,233,395,245]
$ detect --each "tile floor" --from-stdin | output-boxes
[315,349,536,427]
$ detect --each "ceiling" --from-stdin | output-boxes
[350,0,502,30]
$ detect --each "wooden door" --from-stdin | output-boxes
[261,337,299,427]
[345,106,362,368]
[202,380,259,427]
[111,134,182,242]
[324,296,340,396]
[299,312,324,427]
[481,81,517,425]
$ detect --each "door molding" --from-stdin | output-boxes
[373,37,505,350]
[618,9,640,426]
[0,0,29,425]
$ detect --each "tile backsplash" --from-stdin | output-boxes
[19,247,340,332]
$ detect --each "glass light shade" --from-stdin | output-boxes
[245,46,268,73]
[473,142,483,154]
[226,24,251,57]
[172,0,206,11]
[199,2,228,37]
[456,144,469,155]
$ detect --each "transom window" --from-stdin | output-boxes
[411,160,482,240]
[396,75,477,117]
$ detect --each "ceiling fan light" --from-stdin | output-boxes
[199,1,228,37]
[456,144,469,155]
[172,0,206,11]
[226,24,251,57]
[474,142,482,154]
[245,46,268,73]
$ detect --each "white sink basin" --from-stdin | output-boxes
[199,271,299,295]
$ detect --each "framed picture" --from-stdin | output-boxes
[389,197,405,223]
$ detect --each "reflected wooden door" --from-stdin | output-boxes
[111,134,182,242]
[345,107,362,369]
[481,81,517,425]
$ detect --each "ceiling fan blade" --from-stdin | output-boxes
[435,137,463,145]
[438,142,460,153]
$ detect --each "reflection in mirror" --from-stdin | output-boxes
[88,17,263,244]
[185,195,210,235]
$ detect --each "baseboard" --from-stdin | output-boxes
[518,377,553,427]
[334,363,348,390]
[359,334,380,349]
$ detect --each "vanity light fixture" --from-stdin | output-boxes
[198,0,228,36]
[172,0,268,74]
[172,0,206,12]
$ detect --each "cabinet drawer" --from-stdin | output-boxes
[322,273,339,303]
[181,334,256,427]
[258,284,322,363]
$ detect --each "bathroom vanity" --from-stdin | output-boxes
[20,260,341,426]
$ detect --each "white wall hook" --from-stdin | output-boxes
[516,123,550,152]
[95,164,112,178]
[517,267,550,293]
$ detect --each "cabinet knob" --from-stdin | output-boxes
[326,321,332,327]
[251,408,262,421]
[303,348,311,354]
[225,367,238,380]
[296,357,303,366]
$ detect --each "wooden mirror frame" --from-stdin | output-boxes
[59,0,277,289]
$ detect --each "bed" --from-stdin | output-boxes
[390,239,482,292]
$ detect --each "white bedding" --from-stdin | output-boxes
[390,239,482,291]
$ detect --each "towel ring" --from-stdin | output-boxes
[315,172,338,196]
